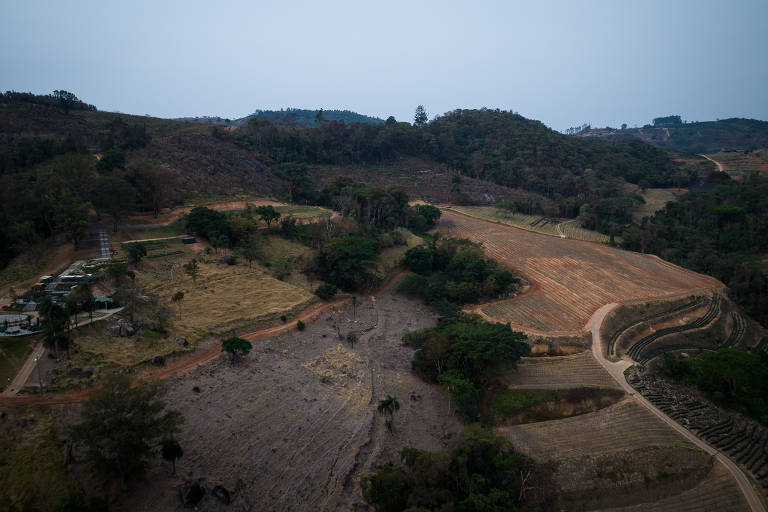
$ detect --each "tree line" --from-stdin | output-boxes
[622,173,768,326]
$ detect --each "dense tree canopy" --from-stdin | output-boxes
[364,427,554,511]
[622,174,768,325]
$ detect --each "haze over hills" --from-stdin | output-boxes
[576,117,768,154]
[176,108,385,127]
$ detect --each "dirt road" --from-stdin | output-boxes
[588,304,766,512]
[0,271,409,406]
[700,153,726,172]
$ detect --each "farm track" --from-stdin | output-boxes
[590,304,764,512]
[440,209,722,334]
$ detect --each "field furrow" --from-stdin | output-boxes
[504,351,621,390]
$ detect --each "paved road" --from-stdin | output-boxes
[587,303,766,512]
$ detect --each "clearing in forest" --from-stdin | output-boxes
[440,209,722,333]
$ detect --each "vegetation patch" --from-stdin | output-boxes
[399,237,518,315]
[364,426,555,512]
[403,315,529,418]
[661,348,768,424]
[0,336,35,386]
[491,388,625,424]
[0,412,80,512]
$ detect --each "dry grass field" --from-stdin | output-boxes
[142,260,315,343]
[631,187,686,222]
[499,398,747,510]
[440,209,722,333]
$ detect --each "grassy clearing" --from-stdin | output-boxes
[275,205,332,219]
[375,229,423,278]
[73,321,187,368]
[631,188,683,222]
[261,235,315,266]
[0,336,34,387]
[143,259,314,342]
[0,238,62,290]
[450,206,610,243]
[492,389,555,416]
[122,219,188,239]
[184,194,255,206]
[0,413,78,511]
[112,238,194,272]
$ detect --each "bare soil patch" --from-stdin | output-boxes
[115,289,463,512]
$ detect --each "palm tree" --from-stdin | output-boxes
[377,394,400,432]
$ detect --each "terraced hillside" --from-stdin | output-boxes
[629,370,768,498]
[440,209,722,333]
[607,293,755,365]
[501,398,748,510]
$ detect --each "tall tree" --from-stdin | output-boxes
[160,438,183,475]
[221,336,252,365]
[70,376,183,490]
[414,105,428,127]
[183,259,200,282]
[53,191,91,250]
[91,176,136,231]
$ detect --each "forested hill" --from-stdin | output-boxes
[177,108,385,127]
[227,108,699,225]
[578,118,768,154]
[622,173,768,326]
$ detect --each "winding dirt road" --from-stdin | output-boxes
[587,304,766,512]
[701,153,726,173]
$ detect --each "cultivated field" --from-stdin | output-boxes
[440,209,722,333]
[446,205,610,243]
[499,398,745,509]
[705,149,768,176]
[503,351,621,390]
[600,461,749,512]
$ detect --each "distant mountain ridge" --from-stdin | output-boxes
[576,117,768,154]
[177,108,385,127]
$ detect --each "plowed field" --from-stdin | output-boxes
[440,209,722,333]
[504,351,621,390]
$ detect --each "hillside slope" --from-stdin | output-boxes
[578,118,768,154]
[177,108,385,127]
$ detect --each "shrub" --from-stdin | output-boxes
[403,246,434,274]
[314,283,338,301]
[296,320,306,331]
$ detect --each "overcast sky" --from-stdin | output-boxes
[2,0,766,131]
